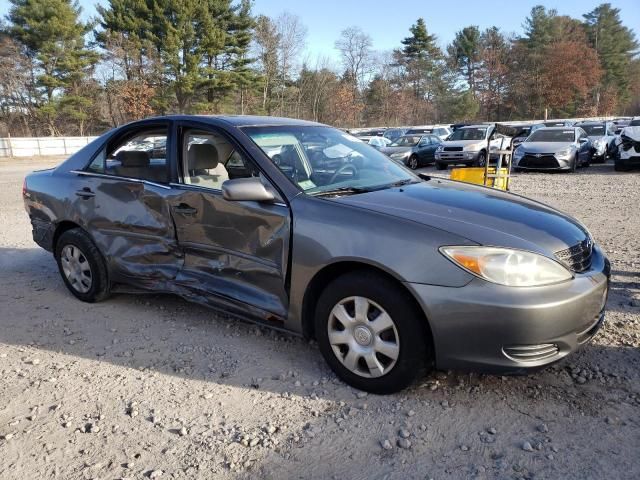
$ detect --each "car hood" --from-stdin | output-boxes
[379,146,415,155]
[334,179,589,255]
[519,142,574,153]
[441,140,485,149]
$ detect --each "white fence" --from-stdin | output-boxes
[0,136,98,157]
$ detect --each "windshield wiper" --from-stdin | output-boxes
[385,179,419,188]
[312,186,372,197]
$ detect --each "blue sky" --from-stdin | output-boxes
[2,0,639,60]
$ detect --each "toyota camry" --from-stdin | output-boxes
[23,116,610,393]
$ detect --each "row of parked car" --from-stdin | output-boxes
[349,117,640,172]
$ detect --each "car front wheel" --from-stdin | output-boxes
[55,228,110,303]
[408,155,419,170]
[315,272,431,394]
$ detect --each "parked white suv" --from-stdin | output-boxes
[434,125,510,170]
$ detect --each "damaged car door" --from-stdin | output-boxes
[76,122,182,285]
[168,123,291,320]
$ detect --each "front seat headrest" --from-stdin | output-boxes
[188,143,219,170]
[116,150,150,167]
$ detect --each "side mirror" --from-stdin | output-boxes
[222,177,275,203]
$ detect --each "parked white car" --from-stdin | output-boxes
[614,120,640,171]
[405,125,452,141]
[434,125,510,170]
[367,136,392,149]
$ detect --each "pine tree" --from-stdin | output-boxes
[584,3,638,107]
[8,0,98,134]
[448,26,481,95]
[395,18,444,122]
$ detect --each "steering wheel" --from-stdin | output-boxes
[329,163,359,184]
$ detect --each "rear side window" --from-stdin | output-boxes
[88,128,169,184]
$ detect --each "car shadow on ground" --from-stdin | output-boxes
[1,246,639,405]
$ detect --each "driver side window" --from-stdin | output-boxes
[182,129,259,190]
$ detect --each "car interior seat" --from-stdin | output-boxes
[187,143,229,189]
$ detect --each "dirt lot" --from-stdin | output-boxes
[0,157,639,480]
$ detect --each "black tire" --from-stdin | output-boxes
[475,151,486,167]
[55,228,110,303]
[614,161,627,172]
[408,155,419,170]
[571,153,578,172]
[314,271,431,394]
[435,162,447,170]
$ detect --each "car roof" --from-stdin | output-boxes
[538,126,578,130]
[460,124,490,129]
[140,114,326,128]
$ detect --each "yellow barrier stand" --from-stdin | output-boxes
[450,167,509,191]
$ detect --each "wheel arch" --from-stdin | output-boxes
[301,261,435,357]
[52,220,84,251]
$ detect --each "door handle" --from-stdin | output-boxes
[173,203,198,215]
[75,187,95,198]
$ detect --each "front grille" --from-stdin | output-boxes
[443,146,463,151]
[555,238,593,273]
[503,344,559,362]
[519,154,559,168]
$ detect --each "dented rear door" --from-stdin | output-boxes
[82,178,182,285]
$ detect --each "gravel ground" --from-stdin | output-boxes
[0,157,638,480]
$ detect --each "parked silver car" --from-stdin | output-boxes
[512,127,593,172]
[23,116,609,393]
[574,121,616,163]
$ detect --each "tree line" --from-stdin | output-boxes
[0,0,638,137]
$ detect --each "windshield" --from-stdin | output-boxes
[580,125,606,136]
[448,128,487,141]
[390,135,421,147]
[527,129,575,142]
[243,125,416,195]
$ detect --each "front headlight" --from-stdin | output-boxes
[513,146,524,159]
[390,152,409,159]
[440,246,573,287]
[465,143,481,152]
[436,145,444,152]
[555,147,573,158]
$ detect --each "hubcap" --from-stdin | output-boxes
[327,296,400,378]
[60,245,92,293]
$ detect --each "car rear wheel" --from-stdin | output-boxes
[55,229,110,303]
[435,162,447,170]
[314,272,431,394]
[408,155,419,170]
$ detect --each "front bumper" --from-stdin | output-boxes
[435,150,482,164]
[406,245,610,372]
[619,145,640,161]
[514,153,572,170]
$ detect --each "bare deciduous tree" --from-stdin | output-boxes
[335,26,373,92]
[275,12,307,115]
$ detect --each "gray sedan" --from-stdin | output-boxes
[512,127,593,171]
[23,116,609,393]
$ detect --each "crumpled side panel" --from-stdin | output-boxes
[169,189,290,318]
